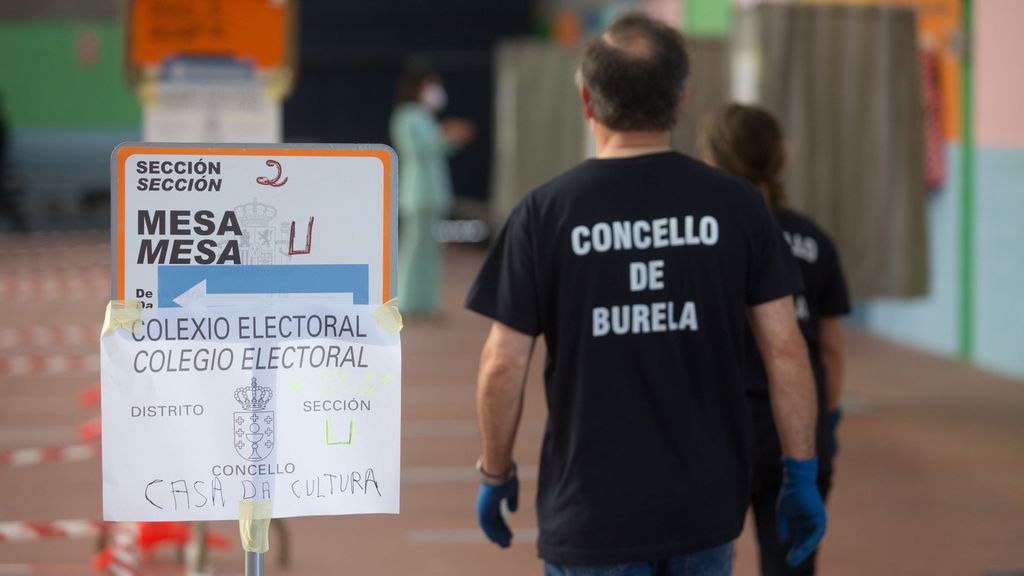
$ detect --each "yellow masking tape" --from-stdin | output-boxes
[238,499,273,554]
[373,298,404,335]
[137,80,158,106]
[101,300,144,336]
[264,69,295,101]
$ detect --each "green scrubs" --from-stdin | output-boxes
[390,103,454,315]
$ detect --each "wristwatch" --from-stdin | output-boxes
[476,457,517,486]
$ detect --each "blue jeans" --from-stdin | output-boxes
[544,542,733,576]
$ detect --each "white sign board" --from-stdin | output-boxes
[101,303,401,521]
[110,143,398,308]
[104,143,400,522]
[143,82,282,144]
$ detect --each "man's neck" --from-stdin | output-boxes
[593,125,673,159]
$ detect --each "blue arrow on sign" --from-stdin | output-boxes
[157,264,370,308]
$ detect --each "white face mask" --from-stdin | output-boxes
[420,83,448,113]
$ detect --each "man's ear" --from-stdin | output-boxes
[580,85,594,121]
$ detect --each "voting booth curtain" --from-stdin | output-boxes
[670,39,731,157]
[733,4,929,299]
[491,40,588,226]
[491,38,732,225]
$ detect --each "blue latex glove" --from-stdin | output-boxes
[476,476,519,548]
[828,409,842,458]
[776,457,827,567]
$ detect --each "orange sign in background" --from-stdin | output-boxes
[129,0,289,69]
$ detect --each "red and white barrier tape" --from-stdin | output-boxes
[0,277,108,302]
[0,354,100,377]
[0,443,99,468]
[0,564,83,574]
[0,234,107,256]
[0,259,108,273]
[105,523,140,576]
[78,417,102,442]
[79,384,101,408]
[0,269,109,282]
[0,520,104,543]
[0,324,101,350]
[0,520,141,575]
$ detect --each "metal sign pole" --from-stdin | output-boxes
[244,550,265,576]
[186,521,210,575]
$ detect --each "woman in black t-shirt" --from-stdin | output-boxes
[700,104,851,576]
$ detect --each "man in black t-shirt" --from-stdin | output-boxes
[466,14,826,575]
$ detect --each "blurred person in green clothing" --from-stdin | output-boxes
[390,65,474,318]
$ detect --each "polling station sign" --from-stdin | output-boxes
[100,302,401,521]
[110,144,397,308]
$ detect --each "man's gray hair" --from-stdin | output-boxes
[576,13,689,132]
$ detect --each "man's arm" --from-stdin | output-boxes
[749,295,826,566]
[477,321,536,476]
[819,317,844,412]
[748,296,817,460]
[474,321,535,548]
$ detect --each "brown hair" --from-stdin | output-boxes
[576,13,689,132]
[396,63,438,105]
[699,103,787,209]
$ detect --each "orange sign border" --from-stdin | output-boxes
[113,145,395,305]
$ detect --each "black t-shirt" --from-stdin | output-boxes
[746,208,851,468]
[465,152,801,564]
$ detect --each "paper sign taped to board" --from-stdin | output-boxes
[100,302,401,521]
